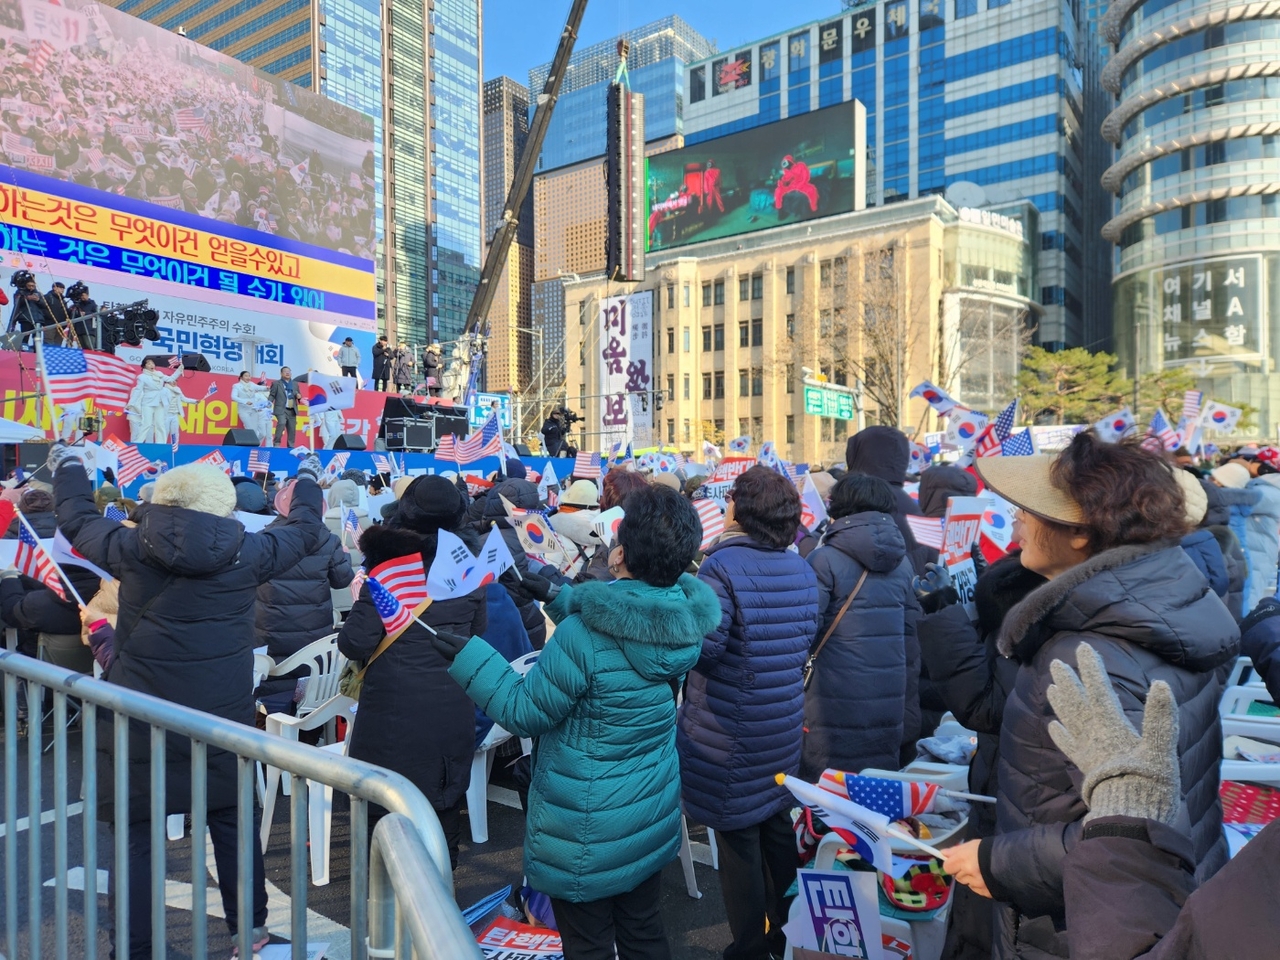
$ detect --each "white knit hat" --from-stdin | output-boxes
[152,463,237,517]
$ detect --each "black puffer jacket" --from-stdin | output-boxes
[254,521,353,691]
[1,564,102,637]
[338,523,487,811]
[54,464,327,819]
[979,542,1239,959]
[477,479,547,648]
[845,427,930,575]
[802,511,919,779]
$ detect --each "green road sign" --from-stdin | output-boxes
[803,384,855,420]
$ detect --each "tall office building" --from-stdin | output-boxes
[104,0,483,347]
[1104,0,1280,433]
[680,0,1113,350]
[528,15,715,173]
[482,77,534,395]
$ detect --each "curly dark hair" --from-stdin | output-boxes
[617,484,702,587]
[729,465,802,549]
[1051,431,1188,552]
[600,469,649,511]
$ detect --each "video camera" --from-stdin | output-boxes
[557,407,582,424]
[9,270,34,289]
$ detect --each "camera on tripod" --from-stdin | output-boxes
[558,407,582,424]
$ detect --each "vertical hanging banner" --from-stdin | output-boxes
[597,292,653,451]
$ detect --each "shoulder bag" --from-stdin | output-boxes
[337,599,432,700]
[802,568,870,692]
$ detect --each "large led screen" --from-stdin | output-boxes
[645,101,865,252]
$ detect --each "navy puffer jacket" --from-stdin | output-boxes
[678,534,819,832]
[1179,528,1229,602]
[801,512,920,779]
[979,541,1239,960]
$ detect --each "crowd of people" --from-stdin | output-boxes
[6,421,1280,959]
[0,20,376,257]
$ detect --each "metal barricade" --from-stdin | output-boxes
[1,650,485,960]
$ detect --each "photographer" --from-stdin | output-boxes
[6,271,54,349]
[541,408,580,458]
[67,283,99,349]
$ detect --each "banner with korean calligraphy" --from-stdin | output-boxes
[1152,256,1262,368]
[0,0,377,376]
[597,292,653,451]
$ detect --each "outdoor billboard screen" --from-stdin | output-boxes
[645,101,865,252]
[0,0,378,375]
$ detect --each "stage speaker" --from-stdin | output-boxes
[513,443,532,457]
[18,442,49,472]
[223,428,261,446]
[333,434,366,451]
[434,411,470,439]
[149,353,212,373]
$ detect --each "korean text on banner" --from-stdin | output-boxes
[942,496,986,620]
[597,292,653,451]
[782,869,882,960]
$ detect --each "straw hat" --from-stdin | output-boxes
[974,455,1084,525]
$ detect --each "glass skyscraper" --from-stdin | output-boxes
[1106,0,1280,430]
[105,0,482,346]
[680,0,1113,349]
[528,15,716,173]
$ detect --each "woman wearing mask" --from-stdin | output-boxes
[437,485,721,959]
[801,473,920,780]
[942,432,1238,959]
[679,465,820,960]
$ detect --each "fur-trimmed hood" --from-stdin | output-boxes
[997,540,1238,674]
[567,573,721,681]
[358,521,480,572]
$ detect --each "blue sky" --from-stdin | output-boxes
[482,0,839,84]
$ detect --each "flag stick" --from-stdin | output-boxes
[16,508,86,609]
[943,789,996,804]
[411,614,437,636]
[884,826,946,860]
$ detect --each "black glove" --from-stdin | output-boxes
[295,454,323,484]
[970,542,989,578]
[521,571,561,603]
[430,628,470,663]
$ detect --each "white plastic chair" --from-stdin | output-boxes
[257,634,346,799]
[1221,684,1277,719]
[259,693,357,885]
[466,650,540,843]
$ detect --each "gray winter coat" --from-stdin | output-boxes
[980,542,1239,959]
[1240,475,1280,614]
[802,512,920,779]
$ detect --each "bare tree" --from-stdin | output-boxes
[937,297,1036,413]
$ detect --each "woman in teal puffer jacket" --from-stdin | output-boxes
[439,484,722,960]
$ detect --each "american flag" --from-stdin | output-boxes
[904,514,945,550]
[573,450,602,479]
[435,414,502,464]
[1000,429,1036,457]
[1148,409,1180,452]
[367,554,430,638]
[205,383,217,397]
[173,107,211,138]
[343,508,360,544]
[372,453,393,475]
[324,452,350,477]
[975,400,1019,458]
[104,438,158,486]
[349,568,367,601]
[15,519,65,600]
[168,354,182,370]
[819,770,940,821]
[695,498,724,552]
[248,449,270,474]
[171,436,179,454]
[1182,390,1204,424]
[83,147,105,172]
[104,503,128,522]
[25,40,54,74]
[42,345,137,412]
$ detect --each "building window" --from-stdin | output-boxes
[683,283,691,307]
[690,65,706,103]
[702,326,712,351]
[786,364,796,393]
[820,309,832,336]
[667,285,675,309]
[739,369,749,396]
[786,314,795,339]
[702,283,712,307]
[955,0,977,14]
[714,418,724,434]
[739,277,750,301]
[683,419,691,442]
[703,373,712,399]
[786,267,795,294]
[714,372,725,399]
[683,327,691,352]
[713,280,725,305]
[751,318,763,346]
[751,274,764,300]
[786,414,795,443]
[714,324,725,350]
[751,368,763,396]
[820,261,832,287]
[666,375,675,401]
[834,418,849,441]
[683,374,691,400]
[822,418,833,442]
[667,327,675,354]
[752,417,763,442]
[739,322,750,347]
[667,419,676,443]
[739,417,750,437]
[579,341,585,365]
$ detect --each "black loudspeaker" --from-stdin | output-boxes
[149,353,211,373]
[435,411,470,439]
[223,428,261,446]
[332,434,366,450]
[17,442,49,472]
[513,443,532,457]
